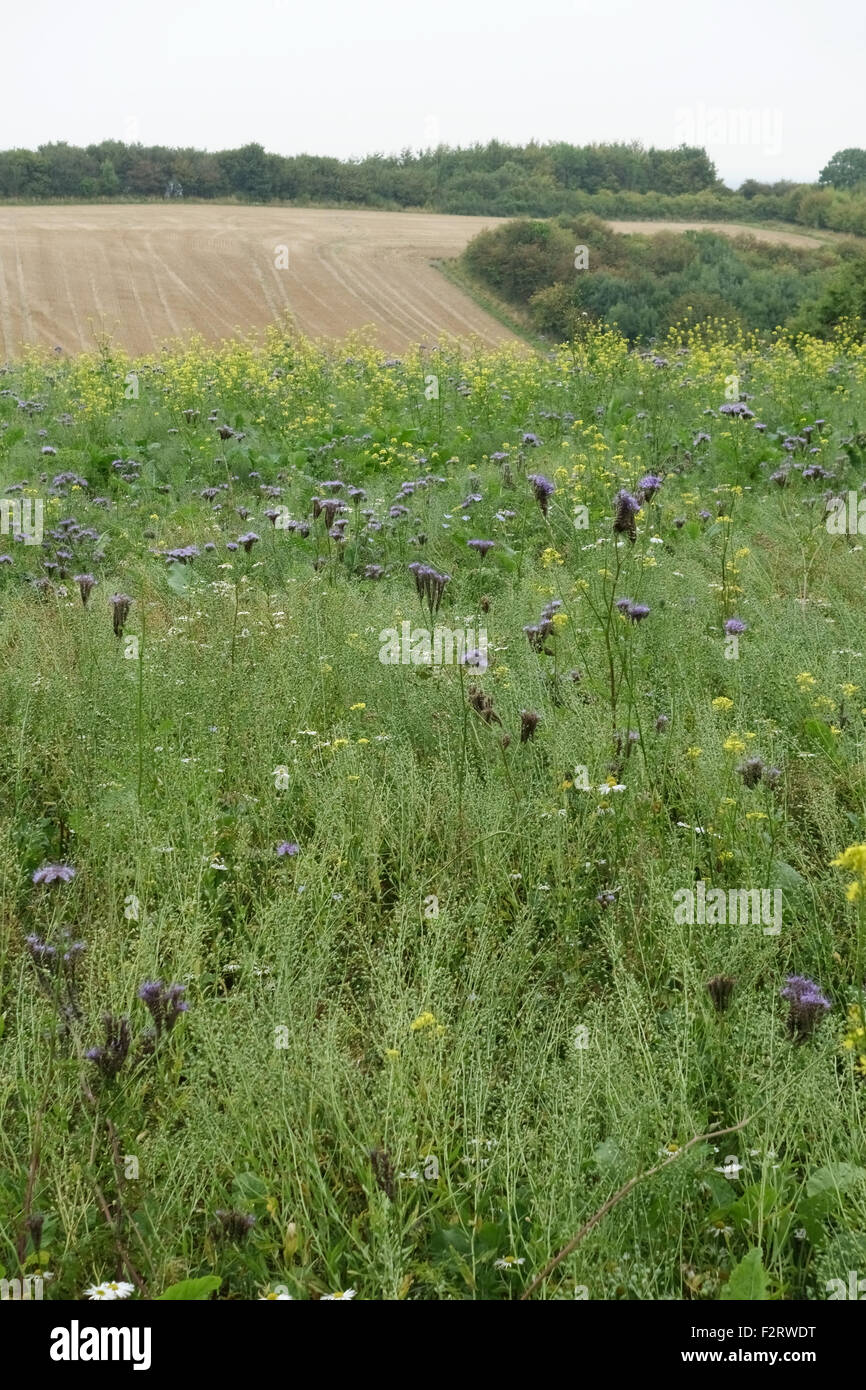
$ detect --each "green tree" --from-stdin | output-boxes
[819,149,866,189]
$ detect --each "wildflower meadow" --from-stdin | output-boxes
[3,322,866,1303]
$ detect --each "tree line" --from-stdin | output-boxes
[3,139,865,237]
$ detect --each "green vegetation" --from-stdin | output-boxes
[461,215,866,344]
[2,325,866,1300]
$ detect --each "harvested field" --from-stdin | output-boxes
[0,205,516,357]
[607,219,828,248]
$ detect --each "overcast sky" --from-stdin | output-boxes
[1,0,862,186]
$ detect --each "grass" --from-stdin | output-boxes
[2,323,866,1302]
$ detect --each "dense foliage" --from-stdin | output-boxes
[0,139,717,203]
[2,325,866,1300]
[461,216,866,344]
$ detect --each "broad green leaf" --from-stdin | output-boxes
[720,1248,768,1301]
[806,1164,866,1197]
[156,1275,221,1300]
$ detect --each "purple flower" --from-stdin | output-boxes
[737,756,765,788]
[467,539,494,558]
[528,474,555,516]
[719,402,755,419]
[86,1014,131,1079]
[613,489,640,542]
[137,979,189,1037]
[214,1210,256,1241]
[408,562,450,614]
[626,603,650,623]
[237,532,260,552]
[638,474,663,499]
[522,432,541,447]
[276,841,300,857]
[461,648,488,672]
[781,975,830,1040]
[32,863,75,885]
[725,617,747,635]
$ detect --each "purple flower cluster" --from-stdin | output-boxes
[408,562,450,614]
[616,598,651,623]
[781,975,830,1040]
[528,473,555,516]
[85,1014,132,1080]
[613,489,640,542]
[137,980,189,1038]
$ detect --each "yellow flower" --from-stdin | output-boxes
[686,746,702,759]
[384,1048,400,1060]
[331,738,349,749]
[841,683,859,698]
[410,1011,438,1032]
[349,702,366,711]
[796,672,816,690]
[723,735,746,754]
[551,612,568,629]
[712,697,734,712]
[831,844,866,876]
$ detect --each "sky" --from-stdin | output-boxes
[1,0,863,186]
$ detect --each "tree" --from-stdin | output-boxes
[99,159,120,195]
[819,149,866,190]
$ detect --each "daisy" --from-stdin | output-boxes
[714,1159,744,1178]
[85,1280,135,1300]
[322,1288,356,1300]
[260,1289,293,1300]
[494,1256,525,1270]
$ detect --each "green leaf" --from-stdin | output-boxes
[720,1247,768,1301]
[166,564,190,596]
[156,1275,221,1300]
[770,860,806,891]
[806,1164,866,1197]
[231,1171,268,1205]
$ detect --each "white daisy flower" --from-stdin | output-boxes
[322,1287,356,1300]
[714,1159,744,1178]
[85,1280,135,1300]
[494,1256,525,1270]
